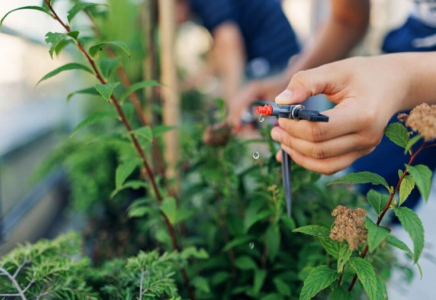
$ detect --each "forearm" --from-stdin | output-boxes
[212,22,245,102]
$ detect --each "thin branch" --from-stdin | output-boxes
[138,268,145,300]
[13,258,28,278]
[0,267,28,300]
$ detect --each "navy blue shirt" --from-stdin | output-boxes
[189,0,300,74]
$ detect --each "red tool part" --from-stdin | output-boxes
[256,104,273,116]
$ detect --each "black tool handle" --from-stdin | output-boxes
[282,150,292,218]
[295,108,329,122]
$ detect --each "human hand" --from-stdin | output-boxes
[227,77,287,127]
[270,56,410,174]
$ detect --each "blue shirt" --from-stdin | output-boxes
[189,0,300,75]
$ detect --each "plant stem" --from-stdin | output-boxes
[43,2,195,299]
[0,267,27,300]
[348,143,425,291]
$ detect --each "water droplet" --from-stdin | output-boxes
[249,242,254,249]
[253,151,260,160]
[259,114,265,123]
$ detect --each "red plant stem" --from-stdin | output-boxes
[348,143,426,291]
[44,2,196,299]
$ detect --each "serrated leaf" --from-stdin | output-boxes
[1,6,53,30]
[67,87,99,102]
[367,190,390,214]
[54,39,72,57]
[385,123,409,149]
[70,111,118,137]
[376,275,387,300]
[120,80,160,104]
[131,126,153,142]
[67,2,104,23]
[337,245,352,273]
[266,225,280,262]
[300,265,338,300]
[394,207,424,262]
[89,41,130,58]
[45,32,66,58]
[98,58,120,79]
[94,82,120,101]
[222,236,255,252]
[181,247,209,260]
[329,171,390,192]
[319,237,342,259]
[115,160,140,189]
[293,225,330,238]
[37,63,93,86]
[386,235,413,259]
[366,217,390,252]
[160,197,177,224]
[406,164,432,201]
[348,257,378,300]
[191,276,210,293]
[399,175,415,205]
[404,134,422,154]
[152,125,176,137]
[253,269,267,295]
[330,287,352,300]
[235,256,257,270]
[273,278,291,296]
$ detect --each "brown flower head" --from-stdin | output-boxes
[330,205,367,251]
[406,103,436,141]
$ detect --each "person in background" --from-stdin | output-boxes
[176,0,300,130]
[258,0,436,212]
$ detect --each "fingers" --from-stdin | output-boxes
[275,63,345,105]
[276,146,374,175]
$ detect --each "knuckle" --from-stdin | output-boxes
[311,145,327,159]
[292,71,311,88]
[310,125,324,142]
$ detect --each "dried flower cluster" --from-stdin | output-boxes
[405,103,436,141]
[330,205,367,250]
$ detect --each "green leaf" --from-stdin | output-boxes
[66,31,79,40]
[328,171,390,192]
[119,80,160,104]
[89,41,131,58]
[260,294,284,300]
[273,278,291,296]
[348,257,378,300]
[386,235,413,258]
[394,207,424,262]
[235,256,257,270]
[115,160,140,189]
[406,164,432,201]
[98,58,120,79]
[180,247,209,260]
[152,125,176,137]
[404,134,422,154]
[330,287,352,300]
[70,111,118,137]
[299,265,338,300]
[399,175,415,205]
[128,206,151,218]
[265,225,280,262]
[37,63,93,86]
[1,6,53,30]
[244,210,270,232]
[191,276,210,293]
[45,32,66,58]
[319,237,342,259]
[293,225,330,238]
[337,245,352,273]
[366,218,390,253]
[211,272,231,286]
[161,197,177,224]
[67,87,99,102]
[222,236,255,252]
[67,2,104,23]
[253,269,267,295]
[131,126,153,142]
[367,190,390,214]
[174,208,194,224]
[54,39,73,57]
[281,216,296,231]
[384,123,409,149]
[94,82,120,101]
[376,274,387,300]
[111,180,148,198]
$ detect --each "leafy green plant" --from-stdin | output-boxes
[293,106,436,299]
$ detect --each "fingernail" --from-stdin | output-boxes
[271,128,280,140]
[275,90,293,103]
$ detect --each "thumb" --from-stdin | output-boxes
[275,64,343,105]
